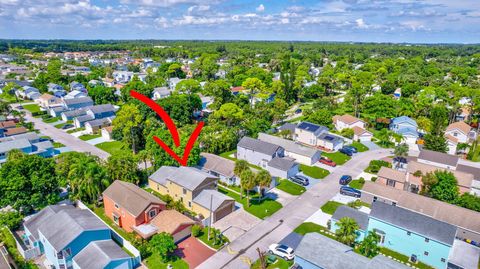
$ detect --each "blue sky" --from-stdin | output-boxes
[0,0,479,43]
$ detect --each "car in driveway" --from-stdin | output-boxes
[339,147,354,156]
[295,108,302,114]
[319,156,336,167]
[268,244,295,260]
[61,124,74,129]
[340,186,361,198]
[339,175,352,185]
[289,175,309,186]
[343,145,358,153]
[17,105,24,110]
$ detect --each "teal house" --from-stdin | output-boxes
[329,205,368,242]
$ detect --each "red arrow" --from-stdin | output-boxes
[130,90,204,166]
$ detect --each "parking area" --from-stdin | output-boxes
[175,236,216,268]
[213,209,261,241]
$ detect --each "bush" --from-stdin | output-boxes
[358,177,365,184]
[192,224,202,237]
[371,177,377,182]
[365,160,391,173]
[0,211,23,230]
[31,111,46,117]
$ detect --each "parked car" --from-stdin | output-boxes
[295,108,302,114]
[340,186,361,198]
[319,156,336,167]
[339,175,352,185]
[17,105,24,110]
[268,244,295,260]
[61,124,74,129]
[290,175,309,186]
[343,145,358,153]
[339,147,353,156]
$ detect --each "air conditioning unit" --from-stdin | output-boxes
[409,254,418,263]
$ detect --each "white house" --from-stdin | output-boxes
[445,121,474,144]
[294,122,329,146]
[257,133,321,165]
[152,87,172,100]
[332,114,366,131]
[352,126,373,142]
[168,77,183,90]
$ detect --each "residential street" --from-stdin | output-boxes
[197,148,392,269]
[11,103,111,160]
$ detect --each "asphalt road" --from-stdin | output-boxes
[197,148,392,269]
[11,103,111,160]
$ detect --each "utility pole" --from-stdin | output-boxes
[207,193,213,241]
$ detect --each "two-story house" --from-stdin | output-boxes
[445,121,476,151]
[257,133,321,165]
[36,93,61,109]
[332,114,366,131]
[390,116,419,145]
[294,121,344,151]
[148,166,235,224]
[49,97,94,117]
[103,180,166,234]
[73,104,116,128]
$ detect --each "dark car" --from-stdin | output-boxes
[17,105,24,110]
[339,147,353,156]
[319,156,337,167]
[61,124,74,129]
[340,186,361,198]
[290,175,309,186]
[339,175,352,185]
[295,108,302,114]
[343,145,358,153]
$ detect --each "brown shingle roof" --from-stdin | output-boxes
[352,126,372,136]
[39,93,55,101]
[150,210,196,235]
[5,126,28,136]
[0,120,16,129]
[103,180,165,217]
[362,181,480,234]
[446,121,472,135]
[333,114,364,125]
[377,167,406,183]
[407,161,472,189]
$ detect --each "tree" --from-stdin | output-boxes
[307,109,332,127]
[213,103,244,126]
[430,171,459,202]
[175,79,201,94]
[204,80,233,108]
[240,169,256,207]
[88,85,116,104]
[421,172,438,195]
[0,211,24,230]
[341,128,354,139]
[106,152,141,184]
[157,94,202,126]
[112,104,143,153]
[149,232,177,262]
[358,232,380,258]
[393,143,409,165]
[335,217,359,246]
[255,169,272,198]
[234,160,249,198]
[423,134,448,153]
[242,78,266,107]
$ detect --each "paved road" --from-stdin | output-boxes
[11,104,110,160]
[197,148,392,269]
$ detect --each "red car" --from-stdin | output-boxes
[319,157,336,167]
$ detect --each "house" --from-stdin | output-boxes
[267,157,299,179]
[47,83,66,97]
[390,116,419,145]
[113,71,134,83]
[152,87,172,100]
[418,149,459,170]
[85,117,114,134]
[147,210,197,243]
[352,126,373,142]
[72,240,134,269]
[333,114,366,131]
[16,86,40,100]
[168,77,182,90]
[445,121,475,144]
[330,205,369,242]
[103,180,166,234]
[277,123,296,139]
[69,81,87,92]
[445,134,459,155]
[198,153,237,185]
[237,136,284,169]
[200,95,214,112]
[73,104,116,128]
[64,90,87,99]
[294,121,329,147]
[377,166,408,190]
[0,132,54,163]
[317,132,344,152]
[257,133,321,165]
[101,126,113,140]
[16,205,138,269]
[36,93,61,109]
[295,233,409,269]
[148,166,235,224]
[61,109,87,122]
[62,97,94,111]
[4,126,28,136]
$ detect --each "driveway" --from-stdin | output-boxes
[266,188,296,206]
[213,209,261,242]
[361,141,381,150]
[197,148,392,269]
[176,237,216,268]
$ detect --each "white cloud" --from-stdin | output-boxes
[355,18,367,28]
[256,4,265,12]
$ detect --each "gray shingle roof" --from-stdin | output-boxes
[87,104,115,114]
[237,136,281,156]
[199,153,235,178]
[258,133,321,158]
[0,132,39,143]
[418,149,459,167]
[267,157,297,171]
[85,117,114,128]
[75,114,95,123]
[296,122,328,133]
[0,139,31,153]
[62,109,86,118]
[103,180,165,217]
[149,166,217,191]
[23,205,67,240]
[278,123,296,133]
[73,240,130,269]
[332,206,369,231]
[296,233,409,269]
[63,96,93,106]
[193,189,234,211]
[370,202,457,245]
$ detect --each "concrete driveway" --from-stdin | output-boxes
[213,209,261,242]
[266,188,296,206]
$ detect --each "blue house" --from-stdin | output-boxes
[0,132,55,163]
[72,240,134,269]
[390,116,419,144]
[18,205,139,269]
[329,205,369,242]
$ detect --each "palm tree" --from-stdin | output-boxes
[234,160,249,198]
[240,169,256,207]
[137,149,151,171]
[358,232,381,258]
[393,143,409,168]
[335,217,359,246]
[255,169,272,198]
[68,156,110,204]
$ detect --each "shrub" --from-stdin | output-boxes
[371,177,377,182]
[358,177,365,184]
[192,224,202,237]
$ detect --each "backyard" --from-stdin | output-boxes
[275,179,306,195]
[299,164,329,179]
[322,152,351,165]
[96,141,130,155]
[218,186,282,219]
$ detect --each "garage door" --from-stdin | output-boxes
[173,226,192,243]
[214,203,234,222]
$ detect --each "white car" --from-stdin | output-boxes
[268,244,295,260]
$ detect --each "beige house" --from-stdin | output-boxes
[445,121,474,144]
[36,93,61,109]
[333,114,366,131]
[352,126,373,142]
[376,166,407,190]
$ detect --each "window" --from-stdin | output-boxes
[188,201,192,207]
[183,188,187,195]
[441,258,445,263]
[57,251,64,259]
[149,210,156,218]
[425,238,429,243]
[386,179,396,187]
[407,231,411,236]
[373,229,386,244]
[113,214,120,224]
[114,203,119,209]
[64,248,72,257]
[453,132,458,137]
[424,251,429,256]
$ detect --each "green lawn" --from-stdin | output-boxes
[22,104,41,113]
[251,257,293,269]
[293,222,336,240]
[321,201,343,215]
[299,164,330,179]
[79,133,101,141]
[380,248,434,269]
[55,122,67,128]
[275,179,306,195]
[349,180,365,190]
[53,142,65,148]
[196,227,229,250]
[67,127,85,133]
[145,253,189,269]
[96,141,130,155]
[43,117,60,123]
[350,142,369,152]
[218,186,282,219]
[219,149,236,160]
[322,152,351,165]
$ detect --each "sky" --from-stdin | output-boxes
[0,0,479,43]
